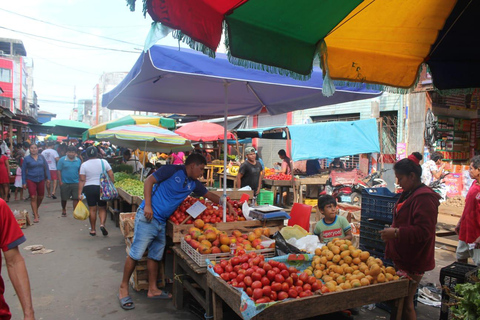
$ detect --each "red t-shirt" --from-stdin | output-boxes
[459,182,480,244]
[0,200,26,319]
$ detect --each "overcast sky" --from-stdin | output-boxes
[1,0,190,120]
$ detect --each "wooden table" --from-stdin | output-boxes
[206,164,224,187]
[172,245,213,318]
[208,271,411,320]
[294,176,329,203]
[262,179,293,205]
[218,174,237,189]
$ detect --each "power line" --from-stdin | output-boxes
[0,26,141,53]
[0,8,144,47]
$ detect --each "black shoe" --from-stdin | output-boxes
[51,195,57,199]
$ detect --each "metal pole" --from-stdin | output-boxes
[223,82,229,222]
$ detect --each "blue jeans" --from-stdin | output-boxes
[129,207,166,261]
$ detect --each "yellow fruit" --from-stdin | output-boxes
[344,267,354,274]
[319,256,328,264]
[351,250,360,258]
[385,273,394,281]
[377,273,386,283]
[340,250,351,258]
[314,270,323,279]
[323,275,333,283]
[393,275,400,281]
[345,240,352,246]
[352,257,361,265]
[359,251,370,262]
[342,282,352,289]
[331,246,340,255]
[305,269,313,276]
[348,245,357,252]
[369,264,381,277]
[340,244,349,251]
[335,286,343,292]
[351,280,361,288]
[326,251,334,261]
[375,258,384,267]
[336,275,346,284]
[326,261,334,268]
[315,248,323,256]
[360,278,370,286]
[332,254,341,263]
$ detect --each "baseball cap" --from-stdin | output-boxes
[245,147,256,154]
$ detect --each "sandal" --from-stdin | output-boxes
[100,226,108,236]
[89,231,96,236]
[117,294,135,310]
[33,218,39,223]
[147,291,172,299]
[61,212,67,217]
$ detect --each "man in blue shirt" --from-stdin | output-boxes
[118,153,235,309]
[57,146,82,217]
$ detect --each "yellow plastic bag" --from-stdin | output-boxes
[74,201,89,220]
[280,225,310,240]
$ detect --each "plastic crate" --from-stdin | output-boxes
[303,198,318,207]
[361,188,400,223]
[359,218,390,252]
[440,262,479,320]
[257,190,274,205]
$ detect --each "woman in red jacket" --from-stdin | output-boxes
[380,152,440,320]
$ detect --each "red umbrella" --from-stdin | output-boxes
[175,122,234,141]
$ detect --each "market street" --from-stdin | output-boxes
[2,194,459,320]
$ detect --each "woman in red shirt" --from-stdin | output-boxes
[380,152,440,320]
[0,150,10,201]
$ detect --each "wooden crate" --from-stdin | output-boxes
[126,240,165,291]
[117,188,133,204]
[167,219,284,243]
[208,190,254,200]
[119,212,136,240]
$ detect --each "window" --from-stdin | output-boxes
[0,97,11,108]
[0,68,11,83]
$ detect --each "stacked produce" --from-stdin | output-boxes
[264,173,292,180]
[184,223,273,254]
[114,179,144,197]
[212,253,326,304]
[169,196,245,225]
[264,167,276,176]
[114,172,134,182]
[305,239,400,292]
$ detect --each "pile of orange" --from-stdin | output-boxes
[304,238,400,292]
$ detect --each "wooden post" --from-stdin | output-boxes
[378,118,384,171]
[286,127,295,204]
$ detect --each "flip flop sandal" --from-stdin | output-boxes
[100,226,108,236]
[117,294,135,310]
[33,219,39,223]
[61,213,67,217]
[89,231,96,236]
[148,291,172,299]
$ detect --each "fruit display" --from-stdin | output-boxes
[264,167,276,176]
[305,238,400,292]
[212,253,326,304]
[169,196,245,225]
[264,173,292,180]
[114,172,134,183]
[114,179,144,197]
[228,166,239,176]
[184,222,273,254]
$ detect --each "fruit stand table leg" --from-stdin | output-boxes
[173,251,184,309]
[212,292,224,320]
[389,297,404,320]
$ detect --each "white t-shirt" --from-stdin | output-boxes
[41,148,60,170]
[421,160,438,185]
[80,159,112,186]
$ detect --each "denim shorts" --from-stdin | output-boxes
[129,207,166,261]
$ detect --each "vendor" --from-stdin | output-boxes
[329,157,346,172]
[275,149,292,175]
[117,153,235,309]
[306,159,321,176]
[236,147,263,196]
[123,149,144,173]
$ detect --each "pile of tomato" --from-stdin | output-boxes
[212,253,329,304]
[264,173,292,180]
[169,196,245,225]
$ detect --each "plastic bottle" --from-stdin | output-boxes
[230,238,237,255]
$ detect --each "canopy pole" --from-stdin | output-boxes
[140,141,147,181]
[223,81,230,222]
[286,127,295,204]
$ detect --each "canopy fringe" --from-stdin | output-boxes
[317,41,336,97]
[171,30,216,58]
[223,21,311,81]
[125,0,148,16]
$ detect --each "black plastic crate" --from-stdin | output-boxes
[359,217,390,253]
[361,188,400,223]
[439,262,479,320]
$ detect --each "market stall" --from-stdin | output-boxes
[237,119,380,204]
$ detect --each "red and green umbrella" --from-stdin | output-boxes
[128,0,480,92]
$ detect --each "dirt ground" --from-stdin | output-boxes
[2,197,466,320]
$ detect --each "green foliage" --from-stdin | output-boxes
[450,271,480,320]
[111,163,133,174]
[114,172,133,183]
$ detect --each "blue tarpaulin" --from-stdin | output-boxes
[236,119,380,161]
[288,119,380,161]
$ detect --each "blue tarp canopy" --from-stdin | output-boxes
[236,119,380,161]
[102,45,381,116]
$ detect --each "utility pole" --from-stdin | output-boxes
[73,85,76,120]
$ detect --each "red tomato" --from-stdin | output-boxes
[321,285,330,293]
[263,263,272,272]
[273,267,281,274]
[269,260,279,267]
[269,291,277,301]
[245,287,253,297]
[308,276,317,285]
[258,261,265,268]
[288,288,298,298]
[303,283,312,291]
[220,260,228,270]
[285,277,293,287]
[220,273,230,281]
[271,282,282,292]
[225,265,233,273]
[244,276,252,287]
[281,282,290,292]
[262,286,272,297]
[229,272,237,280]
[274,274,285,283]
[251,272,262,282]
[266,270,276,281]
[237,282,246,290]
[288,266,298,274]
[241,263,249,270]
[251,281,262,289]
[260,276,270,286]
[299,291,309,298]
[280,270,290,278]
[245,268,254,277]
[236,274,246,283]
[257,268,266,277]
[299,272,308,283]
[291,273,298,282]
[213,265,224,274]
[311,281,320,292]
[253,288,263,300]
[231,257,240,266]
[278,263,287,271]
[277,291,289,300]
[295,280,304,287]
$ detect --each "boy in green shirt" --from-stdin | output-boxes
[314,195,352,243]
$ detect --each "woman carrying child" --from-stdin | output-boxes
[380,152,440,320]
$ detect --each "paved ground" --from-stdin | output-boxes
[2,194,463,320]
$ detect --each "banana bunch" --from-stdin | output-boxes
[229,166,239,176]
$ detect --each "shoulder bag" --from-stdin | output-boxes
[99,159,118,200]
